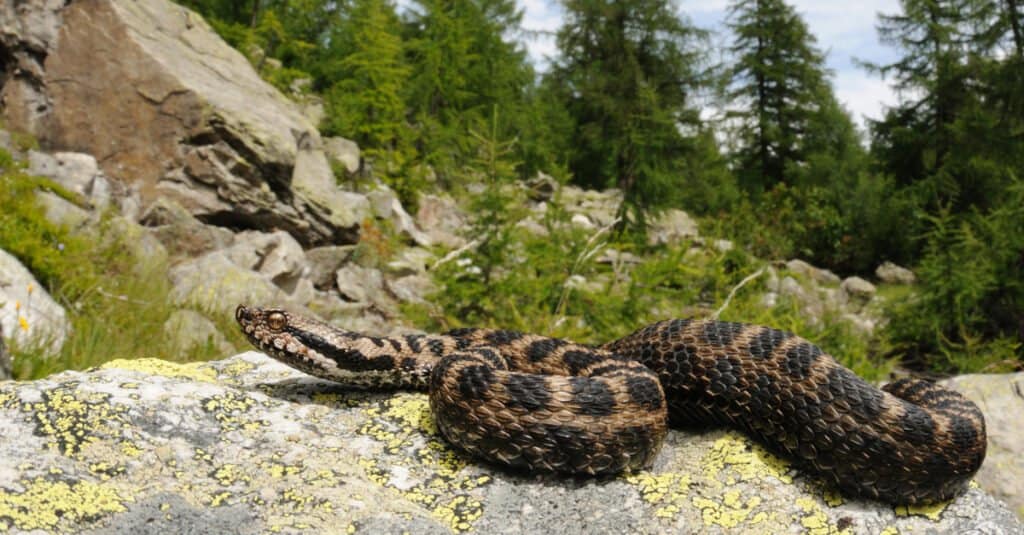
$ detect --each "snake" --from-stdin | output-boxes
[235,305,986,505]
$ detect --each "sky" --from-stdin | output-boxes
[518,0,905,131]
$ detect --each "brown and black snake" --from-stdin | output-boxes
[235,305,986,505]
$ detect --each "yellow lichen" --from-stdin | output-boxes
[880,527,899,535]
[626,471,692,519]
[692,491,763,528]
[894,500,948,521]
[101,358,217,382]
[701,433,792,486]
[0,477,127,531]
[794,496,848,535]
[29,386,129,459]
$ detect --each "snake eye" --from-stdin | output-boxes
[266,312,287,331]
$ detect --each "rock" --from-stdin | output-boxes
[941,373,1024,520]
[1,0,359,247]
[560,186,622,228]
[0,249,70,355]
[35,190,92,229]
[168,251,303,318]
[595,249,643,265]
[713,239,734,253]
[367,187,432,247]
[163,309,234,355]
[570,213,596,230]
[841,276,877,302]
[648,209,699,247]
[0,353,1017,534]
[305,245,356,290]
[102,216,170,270]
[416,194,466,248]
[27,150,112,209]
[335,264,378,301]
[385,247,434,277]
[139,197,236,259]
[876,261,916,284]
[323,136,361,175]
[225,231,307,292]
[388,274,436,304]
[526,172,558,202]
[514,218,549,237]
[786,259,841,285]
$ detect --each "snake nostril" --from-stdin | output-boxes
[235,305,248,323]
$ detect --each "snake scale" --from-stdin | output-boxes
[235,305,986,505]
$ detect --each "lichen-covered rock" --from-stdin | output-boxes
[876,261,917,284]
[941,372,1024,520]
[0,353,1018,534]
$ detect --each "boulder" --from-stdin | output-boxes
[0,249,70,355]
[225,231,307,292]
[0,324,10,380]
[139,197,236,259]
[162,309,234,355]
[27,151,113,209]
[416,194,466,248]
[841,276,877,303]
[648,209,699,247]
[35,190,92,229]
[785,259,841,285]
[388,274,436,304]
[0,353,1017,533]
[367,187,432,247]
[941,373,1024,520]
[323,136,361,175]
[167,251,305,318]
[526,172,558,202]
[0,0,359,247]
[876,261,916,285]
[305,245,356,290]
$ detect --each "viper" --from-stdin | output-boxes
[235,304,986,505]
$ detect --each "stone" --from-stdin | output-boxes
[388,274,436,304]
[876,261,916,284]
[786,259,841,285]
[416,194,466,248]
[941,372,1024,520]
[305,245,356,290]
[163,309,234,355]
[35,190,92,229]
[323,136,361,175]
[713,239,734,253]
[841,276,877,302]
[515,218,549,237]
[0,248,70,355]
[0,353,1017,533]
[0,323,10,380]
[102,216,170,271]
[526,172,558,202]
[139,197,236,259]
[335,264,384,306]
[571,213,596,230]
[168,251,304,318]
[386,248,435,277]
[367,187,432,247]
[648,209,699,247]
[27,150,113,209]
[225,231,307,293]
[1,0,360,247]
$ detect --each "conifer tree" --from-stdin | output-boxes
[548,0,713,225]
[726,0,853,192]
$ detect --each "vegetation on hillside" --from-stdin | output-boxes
[2,0,1019,377]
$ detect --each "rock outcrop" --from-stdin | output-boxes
[1,0,363,247]
[0,249,69,355]
[0,353,1018,534]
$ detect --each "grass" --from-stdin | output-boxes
[1,147,247,380]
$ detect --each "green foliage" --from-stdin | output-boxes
[886,180,1024,372]
[548,0,717,225]
[0,149,245,379]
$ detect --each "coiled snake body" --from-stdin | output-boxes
[235,305,986,505]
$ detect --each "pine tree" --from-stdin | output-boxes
[402,0,533,174]
[548,0,714,225]
[726,0,853,192]
[322,0,409,155]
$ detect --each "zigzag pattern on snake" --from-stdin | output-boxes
[235,305,986,505]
